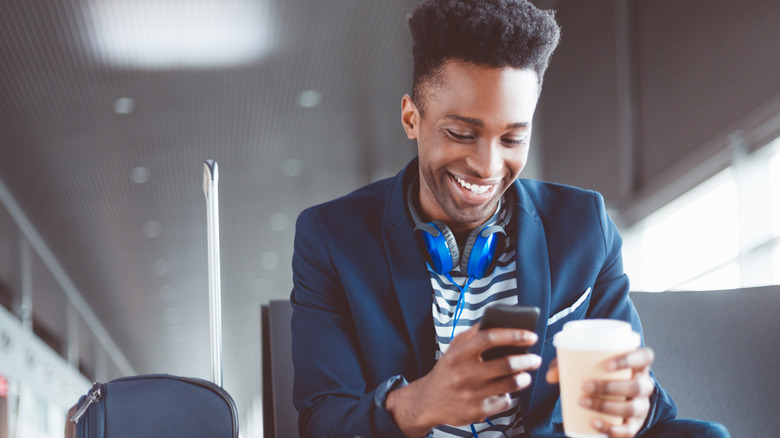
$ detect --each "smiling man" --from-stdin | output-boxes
[290,1,729,437]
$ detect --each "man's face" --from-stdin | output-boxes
[401,60,540,234]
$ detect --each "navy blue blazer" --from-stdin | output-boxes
[291,159,677,437]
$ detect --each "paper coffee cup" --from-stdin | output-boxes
[553,320,641,438]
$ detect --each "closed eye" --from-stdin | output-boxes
[446,130,475,142]
[502,136,529,146]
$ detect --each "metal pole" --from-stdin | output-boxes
[203,160,223,387]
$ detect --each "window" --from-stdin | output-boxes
[770,148,780,238]
[623,137,780,291]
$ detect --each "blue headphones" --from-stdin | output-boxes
[407,178,513,279]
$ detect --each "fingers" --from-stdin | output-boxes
[478,372,530,415]
[545,357,559,383]
[454,353,540,395]
[589,417,645,438]
[447,324,538,362]
[605,348,655,372]
[579,393,650,419]
[579,373,654,437]
[582,374,655,399]
[448,354,540,418]
[506,354,542,373]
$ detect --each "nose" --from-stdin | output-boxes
[468,139,503,179]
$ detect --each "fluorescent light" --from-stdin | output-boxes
[297,90,322,109]
[82,0,275,69]
[114,97,136,114]
[131,166,150,184]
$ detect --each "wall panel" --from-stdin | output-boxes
[635,0,780,190]
[539,0,623,204]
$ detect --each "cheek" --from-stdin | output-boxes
[418,132,457,164]
[506,146,530,176]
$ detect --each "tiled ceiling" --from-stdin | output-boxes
[0,0,421,420]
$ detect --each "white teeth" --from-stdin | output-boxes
[455,176,492,194]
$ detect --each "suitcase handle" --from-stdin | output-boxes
[203,160,223,387]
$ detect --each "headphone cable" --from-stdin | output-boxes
[445,273,509,438]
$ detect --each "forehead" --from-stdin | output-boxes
[421,60,540,121]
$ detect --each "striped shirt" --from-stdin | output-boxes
[429,214,526,437]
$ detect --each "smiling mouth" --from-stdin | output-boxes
[454,175,495,194]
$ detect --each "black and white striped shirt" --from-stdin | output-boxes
[429,228,525,437]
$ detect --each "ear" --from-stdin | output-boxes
[401,94,419,140]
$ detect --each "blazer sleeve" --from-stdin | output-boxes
[586,191,678,435]
[290,207,409,438]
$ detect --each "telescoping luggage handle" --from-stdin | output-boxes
[203,159,223,387]
[68,162,231,427]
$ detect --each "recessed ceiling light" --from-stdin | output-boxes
[143,221,162,238]
[282,158,302,177]
[114,97,135,114]
[131,166,150,184]
[297,90,322,109]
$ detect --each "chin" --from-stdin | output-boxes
[442,198,499,227]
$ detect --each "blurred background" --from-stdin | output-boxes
[0,0,779,436]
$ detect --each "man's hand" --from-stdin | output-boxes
[546,348,656,438]
[386,323,540,437]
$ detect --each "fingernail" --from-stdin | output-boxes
[579,397,592,408]
[581,381,596,394]
[509,355,541,370]
[605,360,618,371]
[515,373,531,387]
[522,332,538,343]
[591,418,604,429]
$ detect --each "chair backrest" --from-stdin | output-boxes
[261,300,298,438]
[630,285,780,438]
[262,287,780,437]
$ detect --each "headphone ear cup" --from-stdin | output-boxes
[420,221,459,275]
[462,226,501,279]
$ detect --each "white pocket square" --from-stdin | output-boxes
[547,287,592,325]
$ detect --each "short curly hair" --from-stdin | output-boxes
[408,0,561,111]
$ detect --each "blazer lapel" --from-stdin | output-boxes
[382,161,437,377]
[511,180,552,417]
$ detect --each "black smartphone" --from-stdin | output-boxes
[479,304,540,361]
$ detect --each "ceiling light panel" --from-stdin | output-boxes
[82,0,276,69]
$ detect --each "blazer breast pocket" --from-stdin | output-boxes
[545,287,592,340]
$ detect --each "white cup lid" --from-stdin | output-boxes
[553,319,640,351]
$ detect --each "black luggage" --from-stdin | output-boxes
[70,375,238,437]
[68,161,238,437]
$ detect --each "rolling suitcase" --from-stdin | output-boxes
[68,160,238,437]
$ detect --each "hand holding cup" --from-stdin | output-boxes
[548,320,654,438]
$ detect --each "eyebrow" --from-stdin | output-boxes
[444,114,530,130]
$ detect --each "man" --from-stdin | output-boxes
[290,0,730,437]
